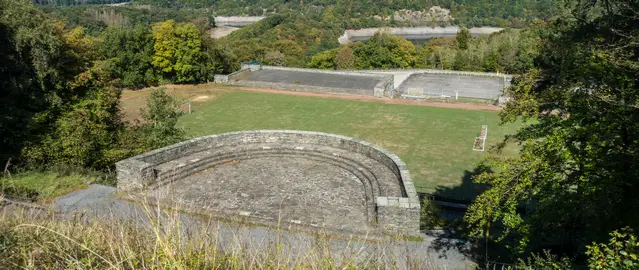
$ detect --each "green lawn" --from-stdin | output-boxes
[1,171,89,202]
[178,91,520,200]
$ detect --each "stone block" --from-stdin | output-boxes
[377,197,388,206]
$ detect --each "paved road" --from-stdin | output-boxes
[49,185,475,269]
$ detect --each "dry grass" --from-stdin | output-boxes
[120,84,221,122]
[0,203,466,270]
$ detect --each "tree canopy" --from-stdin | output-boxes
[466,0,639,263]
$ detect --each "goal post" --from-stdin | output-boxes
[181,101,192,114]
[472,125,488,151]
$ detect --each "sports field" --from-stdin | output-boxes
[170,88,519,200]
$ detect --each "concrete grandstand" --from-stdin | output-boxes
[214,63,511,102]
[397,73,505,99]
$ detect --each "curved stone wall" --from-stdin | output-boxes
[116,130,420,234]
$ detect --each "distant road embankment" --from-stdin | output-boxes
[338,26,503,44]
[214,16,265,27]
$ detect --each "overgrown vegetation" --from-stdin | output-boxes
[420,197,446,229]
[0,209,446,269]
[308,25,543,74]
[465,0,639,266]
[35,0,554,74]
[138,88,186,149]
[0,0,189,173]
[1,171,90,201]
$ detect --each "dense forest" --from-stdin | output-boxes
[306,25,543,74]
[36,0,557,28]
[37,5,547,77]
[33,0,560,74]
[2,0,638,268]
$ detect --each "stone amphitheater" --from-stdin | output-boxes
[116,130,420,235]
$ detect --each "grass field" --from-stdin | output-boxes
[175,90,519,200]
[0,171,90,202]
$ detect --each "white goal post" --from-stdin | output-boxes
[472,125,488,151]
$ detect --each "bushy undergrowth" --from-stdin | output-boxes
[420,197,446,229]
[0,165,114,202]
[0,209,446,270]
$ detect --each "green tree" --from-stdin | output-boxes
[308,49,337,69]
[0,0,64,163]
[587,228,639,270]
[139,88,185,149]
[420,197,446,229]
[0,0,129,168]
[152,20,203,83]
[358,32,417,69]
[335,45,356,70]
[465,0,639,263]
[456,27,472,50]
[20,31,130,168]
[100,25,158,89]
[264,51,286,66]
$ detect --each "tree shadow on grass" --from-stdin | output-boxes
[433,165,492,202]
[422,165,492,261]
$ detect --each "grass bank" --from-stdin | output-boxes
[0,208,468,269]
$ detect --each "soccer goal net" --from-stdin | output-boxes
[472,125,488,151]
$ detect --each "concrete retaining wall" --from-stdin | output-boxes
[346,68,512,100]
[214,16,265,27]
[230,80,375,96]
[116,130,420,234]
[338,26,503,44]
[235,65,394,98]
[214,68,251,83]
[219,64,509,101]
[345,68,512,79]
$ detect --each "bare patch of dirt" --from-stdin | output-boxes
[192,95,212,101]
[120,84,217,122]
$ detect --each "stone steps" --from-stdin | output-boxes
[149,147,393,223]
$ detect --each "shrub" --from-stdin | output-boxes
[420,197,446,229]
[138,88,186,149]
[587,227,639,270]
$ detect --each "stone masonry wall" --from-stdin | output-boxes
[229,64,507,99]
[229,80,375,96]
[214,16,265,27]
[235,65,394,97]
[214,68,251,83]
[116,130,420,235]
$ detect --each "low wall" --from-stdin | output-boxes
[236,65,394,98]
[230,80,375,96]
[214,68,251,83]
[221,64,511,101]
[214,16,265,27]
[338,26,503,44]
[116,130,420,234]
[345,68,511,79]
[347,68,512,101]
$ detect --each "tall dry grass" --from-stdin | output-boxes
[0,201,456,270]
